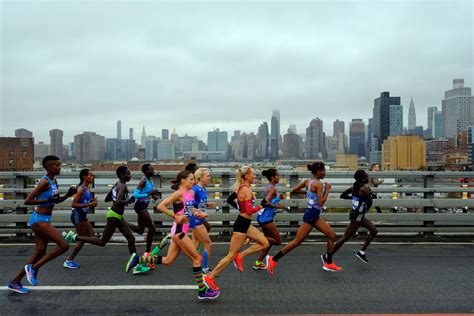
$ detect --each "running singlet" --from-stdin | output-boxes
[37,176,59,207]
[170,189,195,236]
[111,182,129,202]
[237,185,262,215]
[306,178,320,209]
[134,177,154,203]
[190,184,207,228]
[72,185,92,213]
[257,184,279,224]
[350,189,373,222]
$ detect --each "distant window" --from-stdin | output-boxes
[22,151,28,158]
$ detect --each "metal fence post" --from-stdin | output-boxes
[289,173,300,234]
[14,175,28,238]
[221,172,231,234]
[154,172,163,235]
[423,173,435,237]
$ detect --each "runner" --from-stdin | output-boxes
[152,170,220,300]
[323,170,378,264]
[203,166,269,291]
[63,166,145,274]
[64,169,97,269]
[266,162,341,274]
[6,155,77,293]
[253,168,285,270]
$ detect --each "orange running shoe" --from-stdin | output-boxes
[323,262,343,272]
[203,274,220,291]
[233,252,244,272]
[265,255,277,276]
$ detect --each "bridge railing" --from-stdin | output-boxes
[1,170,474,237]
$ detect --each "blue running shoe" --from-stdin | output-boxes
[198,289,220,300]
[63,260,80,269]
[24,264,38,286]
[6,281,30,294]
[125,253,139,273]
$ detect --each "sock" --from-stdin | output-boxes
[325,252,333,264]
[197,243,204,254]
[273,251,285,262]
[201,249,208,270]
[193,266,207,292]
[153,256,163,265]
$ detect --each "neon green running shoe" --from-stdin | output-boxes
[158,233,172,249]
[132,264,151,275]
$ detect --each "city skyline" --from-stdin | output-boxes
[1,1,472,143]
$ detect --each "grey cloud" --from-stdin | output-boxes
[1,0,472,142]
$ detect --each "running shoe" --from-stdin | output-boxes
[24,264,38,286]
[202,267,212,274]
[355,251,368,263]
[321,254,343,271]
[62,231,77,244]
[265,255,277,275]
[252,260,267,270]
[203,274,220,291]
[233,252,244,272]
[132,263,151,275]
[6,281,30,294]
[158,233,172,249]
[63,260,80,269]
[125,253,139,273]
[198,289,220,300]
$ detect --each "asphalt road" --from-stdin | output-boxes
[1,242,473,315]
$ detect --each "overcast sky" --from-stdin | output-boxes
[1,0,472,144]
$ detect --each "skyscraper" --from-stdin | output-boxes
[49,129,64,159]
[162,129,169,140]
[258,122,269,160]
[305,118,326,159]
[283,132,303,159]
[427,106,438,137]
[442,79,474,140]
[141,126,146,146]
[288,124,297,134]
[433,111,443,139]
[333,120,345,137]
[15,128,33,138]
[117,120,122,140]
[389,104,403,136]
[408,97,416,131]
[207,128,228,154]
[270,109,280,160]
[373,91,401,148]
[74,132,106,162]
[349,119,366,157]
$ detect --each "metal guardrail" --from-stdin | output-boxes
[1,171,474,238]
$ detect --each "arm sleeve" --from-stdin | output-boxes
[239,200,262,215]
[340,188,353,200]
[133,188,148,199]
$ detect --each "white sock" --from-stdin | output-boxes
[359,250,366,255]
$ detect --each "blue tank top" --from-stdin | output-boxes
[257,184,280,223]
[306,178,320,209]
[73,185,92,213]
[134,177,154,203]
[193,184,208,212]
[37,176,59,207]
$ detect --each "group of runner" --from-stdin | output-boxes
[6,155,378,301]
